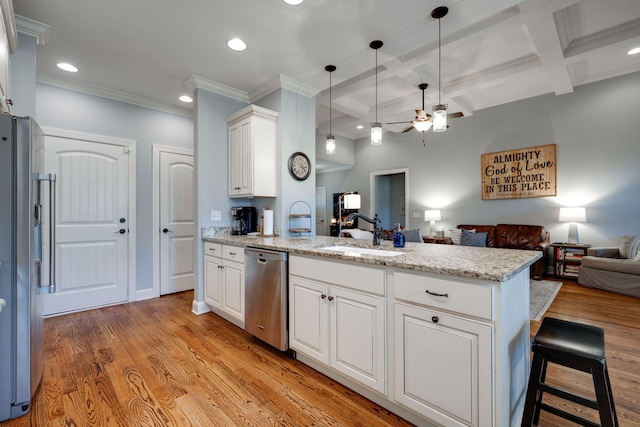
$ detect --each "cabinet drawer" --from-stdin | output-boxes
[394,271,493,320]
[204,242,222,257]
[223,245,244,263]
[290,255,385,296]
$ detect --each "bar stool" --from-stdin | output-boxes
[521,317,618,427]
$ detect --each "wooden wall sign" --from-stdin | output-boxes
[481,144,556,200]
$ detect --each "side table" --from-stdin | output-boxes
[551,243,591,280]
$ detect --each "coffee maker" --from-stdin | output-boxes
[231,207,257,235]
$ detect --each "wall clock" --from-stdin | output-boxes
[288,151,311,181]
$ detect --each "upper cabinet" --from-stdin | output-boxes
[226,105,279,198]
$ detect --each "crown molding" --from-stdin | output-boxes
[249,74,319,102]
[15,15,50,45]
[37,72,193,118]
[184,74,250,103]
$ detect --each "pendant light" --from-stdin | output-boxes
[370,40,383,145]
[325,65,336,155]
[431,6,448,132]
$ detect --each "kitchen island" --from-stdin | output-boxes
[201,232,541,427]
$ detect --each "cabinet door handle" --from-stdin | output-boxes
[431,316,439,323]
[327,296,334,301]
[321,294,327,299]
[229,252,236,256]
[425,289,448,298]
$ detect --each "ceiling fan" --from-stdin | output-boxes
[387,83,463,133]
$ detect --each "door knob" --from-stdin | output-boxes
[162,228,174,233]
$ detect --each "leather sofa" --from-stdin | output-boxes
[457,224,549,280]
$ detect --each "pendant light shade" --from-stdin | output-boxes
[325,65,337,155]
[432,6,448,133]
[370,40,383,145]
[432,104,447,132]
[370,122,382,145]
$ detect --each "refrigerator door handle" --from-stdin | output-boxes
[36,173,57,294]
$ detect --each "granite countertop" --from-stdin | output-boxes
[202,230,542,282]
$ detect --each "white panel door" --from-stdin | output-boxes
[159,152,194,294]
[44,136,129,315]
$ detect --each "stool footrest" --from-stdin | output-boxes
[540,403,601,427]
[540,382,598,410]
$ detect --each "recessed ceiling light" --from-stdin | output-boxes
[628,47,640,55]
[179,95,193,103]
[227,38,247,51]
[357,125,364,129]
[284,0,303,5]
[57,62,78,72]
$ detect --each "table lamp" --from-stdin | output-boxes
[558,207,586,244]
[338,192,361,236]
[424,209,441,237]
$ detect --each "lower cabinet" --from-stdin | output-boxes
[204,243,245,326]
[394,302,492,427]
[289,275,386,394]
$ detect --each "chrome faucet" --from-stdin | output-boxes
[346,213,382,246]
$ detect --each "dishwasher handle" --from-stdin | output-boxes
[257,258,269,264]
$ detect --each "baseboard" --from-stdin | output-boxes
[192,299,211,315]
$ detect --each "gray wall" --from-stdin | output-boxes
[35,84,193,292]
[320,71,640,247]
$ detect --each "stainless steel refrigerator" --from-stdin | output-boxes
[0,115,56,421]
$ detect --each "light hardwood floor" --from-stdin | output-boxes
[1,280,639,426]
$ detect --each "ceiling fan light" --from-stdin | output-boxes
[413,121,432,132]
[432,104,447,132]
[371,122,382,145]
[326,135,336,155]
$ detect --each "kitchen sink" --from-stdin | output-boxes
[320,246,404,257]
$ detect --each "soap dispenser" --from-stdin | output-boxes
[393,223,405,248]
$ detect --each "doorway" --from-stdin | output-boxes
[370,168,409,230]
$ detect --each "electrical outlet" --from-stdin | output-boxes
[211,210,221,221]
[412,212,420,218]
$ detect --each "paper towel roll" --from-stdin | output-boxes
[263,210,274,236]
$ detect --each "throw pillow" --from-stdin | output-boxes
[402,229,423,243]
[449,228,475,245]
[633,251,640,262]
[461,229,487,247]
[627,235,640,260]
[619,235,637,259]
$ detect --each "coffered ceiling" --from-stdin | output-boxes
[13,0,640,140]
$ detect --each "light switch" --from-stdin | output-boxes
[211,210,221,221]
[412,212,420,218]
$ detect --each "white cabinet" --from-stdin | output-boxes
[226,105,278,198]
[393,271,495,427]
[289,256,387,394]
[204,242,245,327]
[394,302,492,427]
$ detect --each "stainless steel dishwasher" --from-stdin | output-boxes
[244,248,289,351]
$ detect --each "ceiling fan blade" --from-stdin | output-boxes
[447,112,464,119]
[402,126,415,133]
[387,120,413,125]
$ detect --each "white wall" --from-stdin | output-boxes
[320,71,640,247]
[35,84,193,292]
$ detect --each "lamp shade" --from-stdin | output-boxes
[424,209,442,222]
[344,193,361,209]
[413,120,433,132]
[558,207,586,223]
[371,122,382,145]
